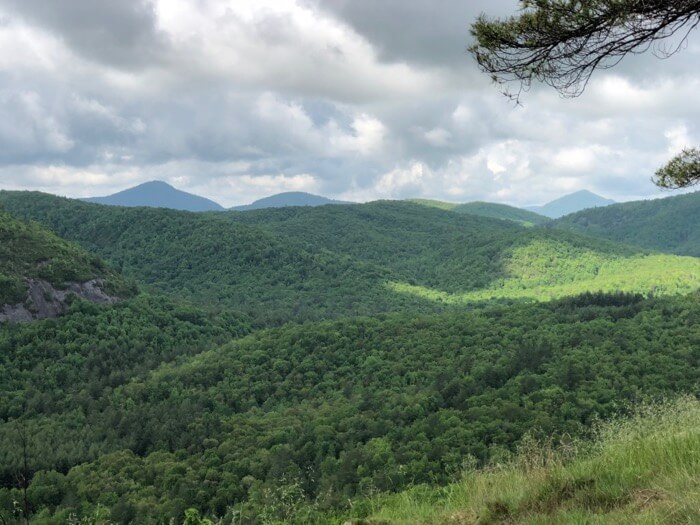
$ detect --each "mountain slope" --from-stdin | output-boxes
[553,190,700,257]
[4,293,698,522]
[365,396,700,525]
[1,193,697,326]
[0,192,439,325]
[231,191,349,210]
[84,180,224,212]
[409,199,550,225]
[405,198,459,211]
[527,190,615,218]
[0,207,133,321]
[228,202,698,300]
[453,201,550,226]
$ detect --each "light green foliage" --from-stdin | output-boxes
[364,396,700,524]
[389,239,700,303]
[405,199,459,211]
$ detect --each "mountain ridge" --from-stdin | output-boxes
[231,191,351,210]
[84,180,225,212]
[526,189,615,218]
[553,190,700,256]
[408,199,550,225]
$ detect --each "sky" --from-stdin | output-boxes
[0,0,698,207]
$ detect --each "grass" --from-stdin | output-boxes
[388,239,700,304]
[357,396,700,524]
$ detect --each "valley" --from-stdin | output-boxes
[0,189,698,524]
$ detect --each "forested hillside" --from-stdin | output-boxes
[0,208,134,312]
[228,202,698,301]
[408,199,550,225]
[553,191,700,256]
[452,201,550,226]
[0,193,436,326]
[364,396,700,524]
[1,292,698,522]
[1,193,697,328]
[0,190,698,524]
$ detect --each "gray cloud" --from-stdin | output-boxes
[0,0,698,207]
[313,0,518,67]
[0,0,167,67]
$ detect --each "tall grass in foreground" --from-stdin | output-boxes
[360,396,700,524]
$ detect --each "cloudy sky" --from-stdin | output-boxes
[0,0,698,207]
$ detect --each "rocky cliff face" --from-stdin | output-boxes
[0,278,118,323]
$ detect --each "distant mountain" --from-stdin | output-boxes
[231,192,350,211]
[553,191,700,256]
[452,202,550,226]
[408,199,549,225]
[84,181,224,212]
[526,190,615,218]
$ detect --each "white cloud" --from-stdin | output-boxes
[0,0,698,206]
[424,127,451,147]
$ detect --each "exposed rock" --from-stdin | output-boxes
[0,278,118,323]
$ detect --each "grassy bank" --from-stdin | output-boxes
[359,396,700,524]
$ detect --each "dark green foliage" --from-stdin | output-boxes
[0,208,133,305]
[0,190,698,524]
[470,0,700,100]
[0,191,654,326]
[654,148,700,189]
[1,293,697,523]
[553,191,700,256]
[0,193,450,325]
[225,200,638,294]
[0,294,249,481]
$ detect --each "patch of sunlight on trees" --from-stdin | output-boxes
[388,239,700,304]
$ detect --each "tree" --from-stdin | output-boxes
[653,148,700,189]
[470,0,700,188]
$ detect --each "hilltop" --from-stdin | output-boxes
[453,201,550,226]
[231,191,350,210]
[409,199,550,226]
[0,207,134,321]
[229,202,699,302]
[1,192,697,326]
[526,190,615,218]
[84,180,224,212]
[553,190,700,256]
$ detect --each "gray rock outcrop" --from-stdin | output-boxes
[0,278,118,323]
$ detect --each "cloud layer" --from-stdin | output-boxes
[0,0,698,206]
